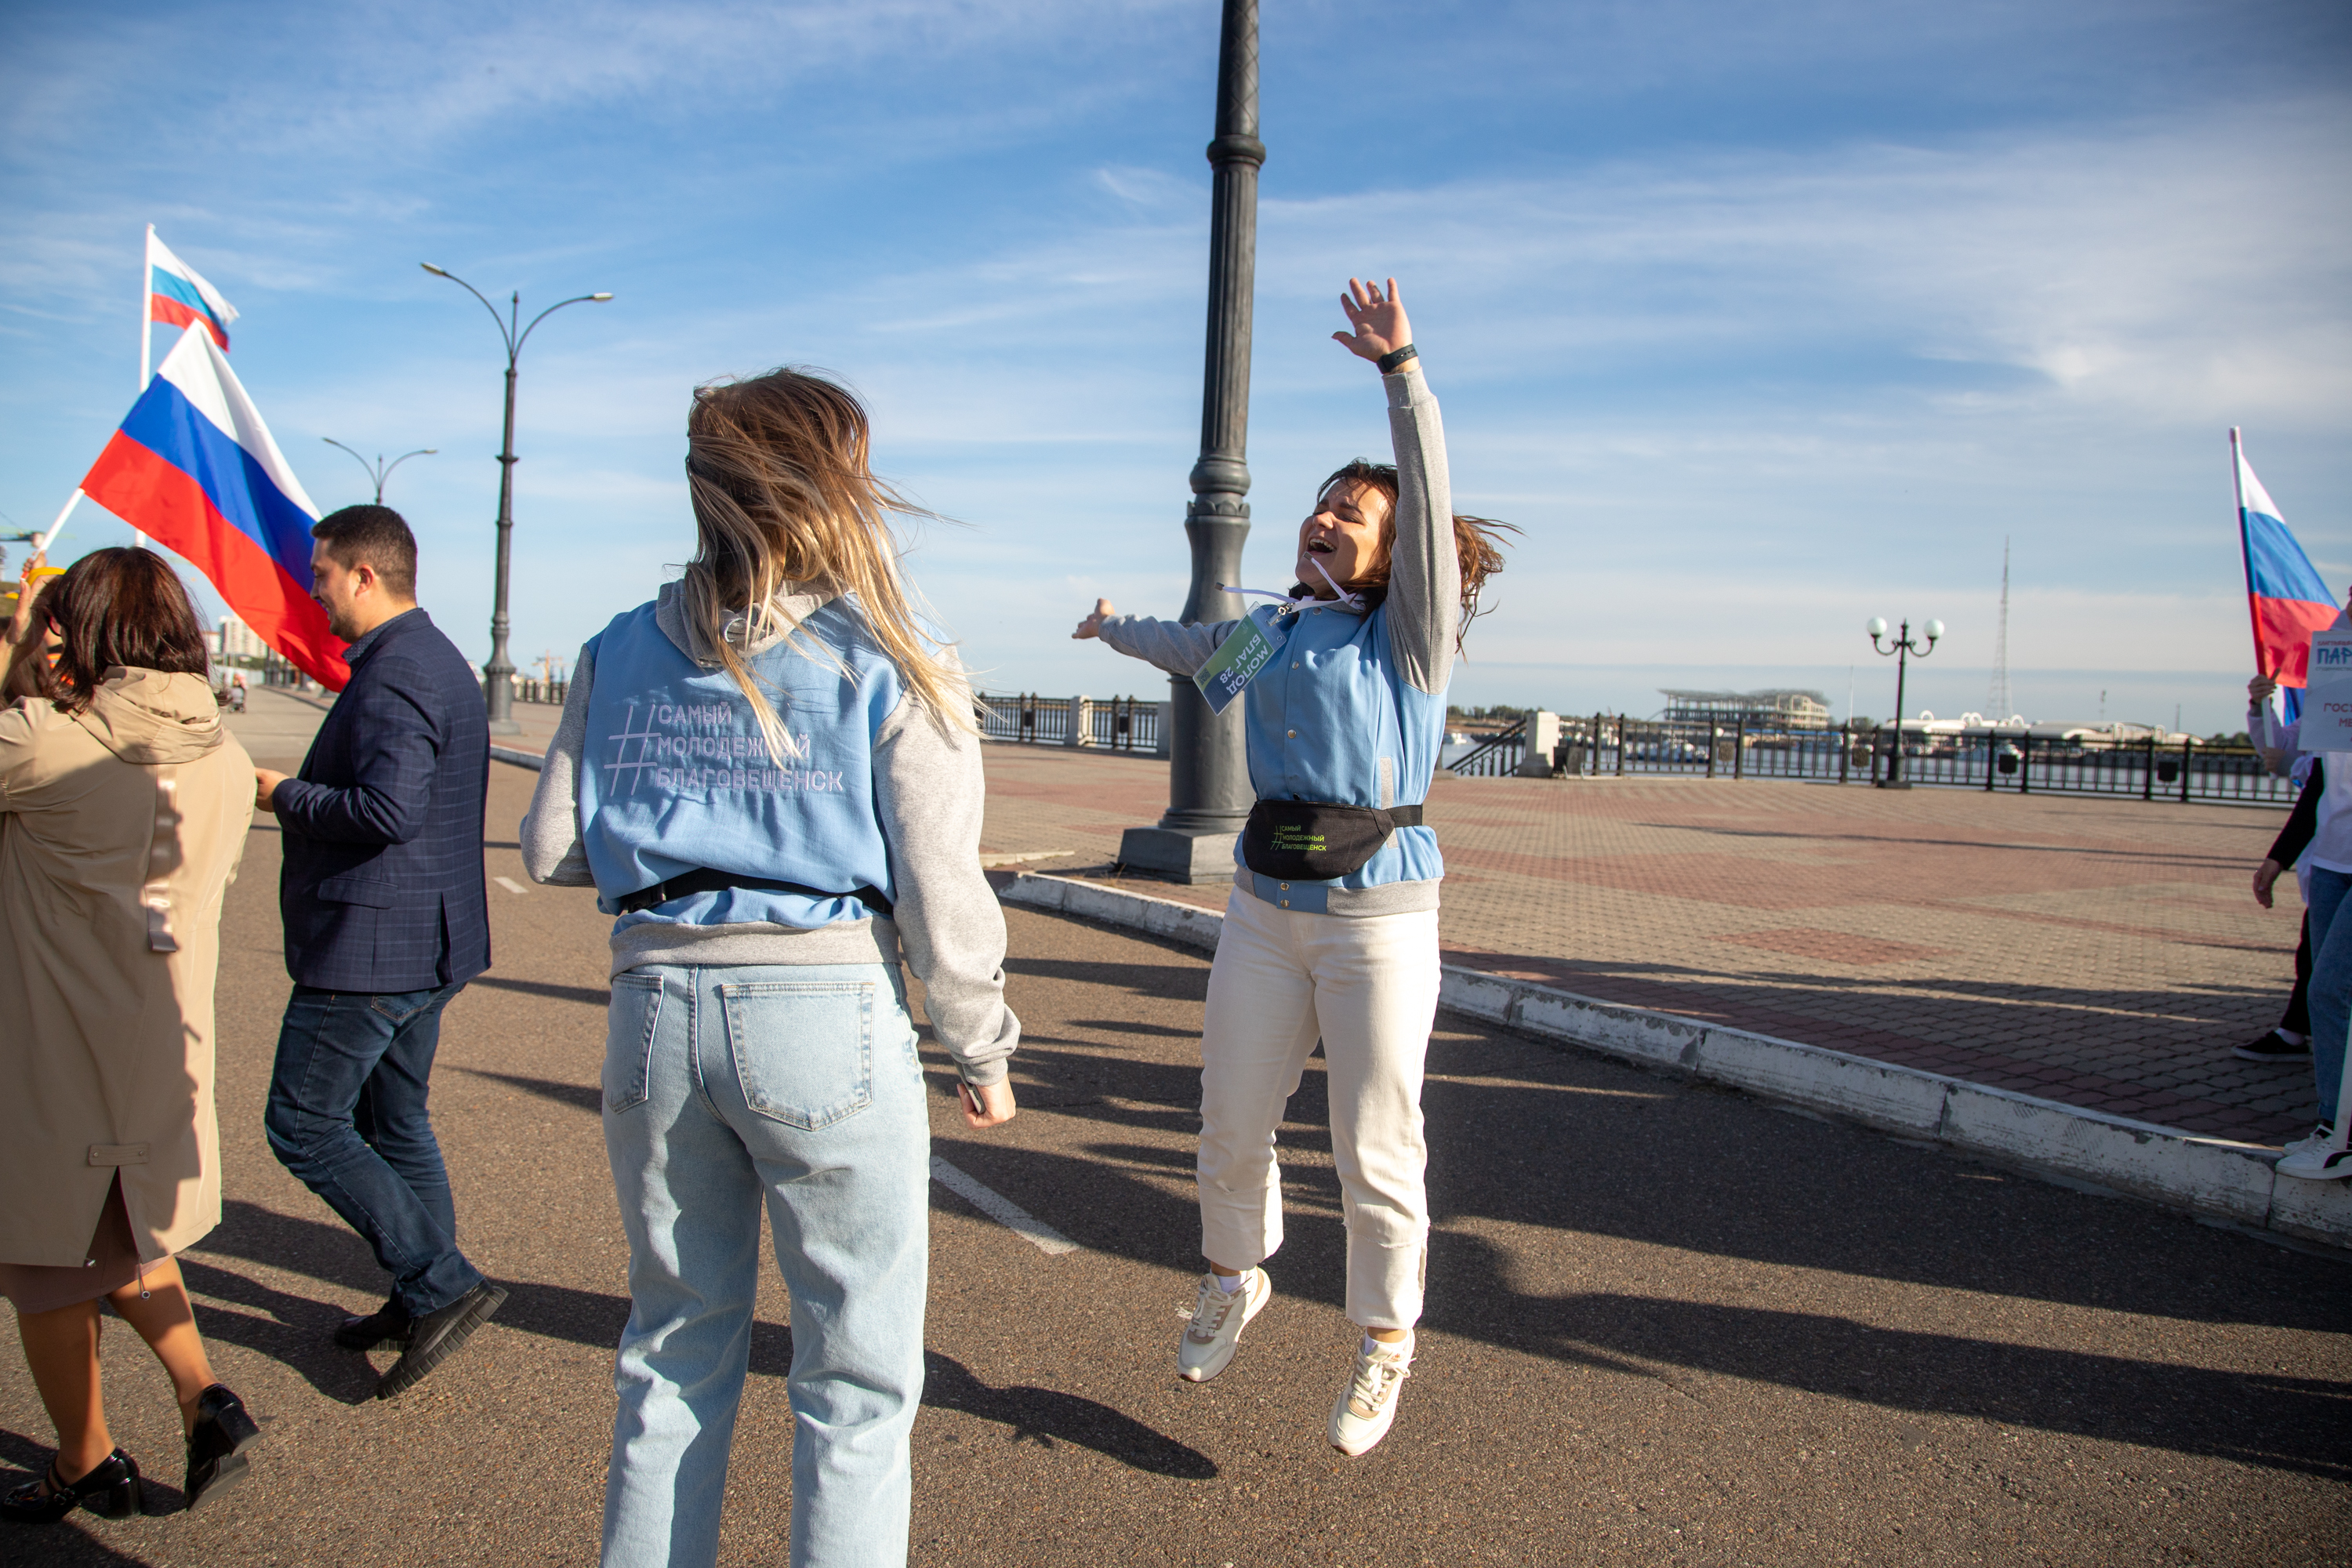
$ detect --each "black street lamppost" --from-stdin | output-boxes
[420,263,612,734]
[1119,0,1264,882]
[321,438,436,505]
[1867,615,1943,789]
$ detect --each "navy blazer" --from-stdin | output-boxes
[276,608,492,993]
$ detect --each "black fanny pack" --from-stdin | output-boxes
[616,867,894,920]
[1241,800,1426,882]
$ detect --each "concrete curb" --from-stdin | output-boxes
[491,746,546,771]
[1002,872,2350,1251]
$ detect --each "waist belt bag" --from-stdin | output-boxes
[1241,800,1425,882]
[616,867,894,919]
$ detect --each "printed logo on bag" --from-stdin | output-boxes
[1269,823,1328,853]
[603,701,843,795]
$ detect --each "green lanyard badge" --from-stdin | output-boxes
[1194,608,1289,715]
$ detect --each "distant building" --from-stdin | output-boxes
[1659,688,1832,730]
[217,615,265,662]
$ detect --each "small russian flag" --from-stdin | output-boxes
[146,227,239,352]
[80,321,350,688]
[2235,429,2335,704]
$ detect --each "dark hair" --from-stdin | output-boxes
[4,578,64,705]
[312,504,418,598]
[46,548,211,714]
[1305,460,1518,641]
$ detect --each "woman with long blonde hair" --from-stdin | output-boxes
[521,368,1020,1568]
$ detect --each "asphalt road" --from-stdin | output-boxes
[2,760,2347,1566]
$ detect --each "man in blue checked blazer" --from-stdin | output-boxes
[254,505,506,1400]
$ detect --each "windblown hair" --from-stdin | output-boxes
[45,548,211,715]
[683,368,971,757]
[1312,459,1516,644]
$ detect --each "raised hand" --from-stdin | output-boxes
[1332,277,1412,364]
[1073,597,1116,640]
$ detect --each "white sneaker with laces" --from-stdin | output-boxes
[1328,1333,1413,1457]
[2277,1126,2352,1181]
[1176,1267,1271,1383]
[2281,1123,2332,1157]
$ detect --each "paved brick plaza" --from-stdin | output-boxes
[975,742,2315,1146]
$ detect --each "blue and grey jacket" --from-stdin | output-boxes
[521,583,1020,1084]
[1099,363,1458,916]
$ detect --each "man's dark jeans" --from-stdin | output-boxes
[266,982,485,1317]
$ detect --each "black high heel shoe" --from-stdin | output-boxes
[0,1447,142,1524]
[183,1385,262,1512]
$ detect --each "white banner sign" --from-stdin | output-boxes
[2303,630,2352,748]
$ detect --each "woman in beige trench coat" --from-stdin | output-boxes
[0,549,265,1525]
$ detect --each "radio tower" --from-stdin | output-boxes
[1987,537,2013,722]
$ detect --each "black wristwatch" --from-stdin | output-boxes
[1377,343,1418,374]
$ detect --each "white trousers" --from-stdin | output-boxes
[1196,888,1440,1330]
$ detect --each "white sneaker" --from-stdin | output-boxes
[2277,1127,2352,1181]
[1176,1268,1271,1383]
[1327,1333,1413,1457]
[2281,1123,2332,1157]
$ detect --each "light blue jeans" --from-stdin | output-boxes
[2303,869,2352,1127]
[600,963,930,1568]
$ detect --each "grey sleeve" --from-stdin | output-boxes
[1383,365,1460,695]
[1096,615,1237,678]
[520,643,597,887]
[872,657,1021,1084]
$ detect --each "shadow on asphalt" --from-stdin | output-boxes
[469,975,613,1008]
[923,1353,1217,1479]
[457,1066,604,1115]
[181,1204,1214,1480]
[948,924,2352,1481]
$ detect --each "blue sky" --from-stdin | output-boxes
[3,0,2347,731]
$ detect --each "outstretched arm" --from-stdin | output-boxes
[1074,596,1235,678]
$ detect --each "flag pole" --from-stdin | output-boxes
[37,490,81,557]
[135,225,154,550]
[2233,426,2266,677]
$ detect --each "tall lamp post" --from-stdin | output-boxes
[1867,615,1943,789]
[322,438,436,505]
[420,263,612,734]
[1118,0,1265,883]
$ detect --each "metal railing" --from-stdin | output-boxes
[1443,713,2293,806]
[513,678,569,706]
[975,692,1163,753]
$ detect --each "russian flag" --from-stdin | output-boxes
[79,322,350,688]
[147,228,238,351]
[2237,430,2334,709]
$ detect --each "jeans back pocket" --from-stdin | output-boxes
[605,972,667,1114]
[718,980,874,1131]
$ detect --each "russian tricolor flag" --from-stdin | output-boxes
[146,229,238,352]
[2236,429,2335,710]
[80,323,350,689]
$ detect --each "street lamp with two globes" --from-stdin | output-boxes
[1867,615,1943,789]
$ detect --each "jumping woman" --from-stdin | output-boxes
[521,368,1022,1567]
[1076,277,1508,1456]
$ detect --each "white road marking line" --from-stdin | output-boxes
[930,1156,1077,1256]
[494,876,529,895]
